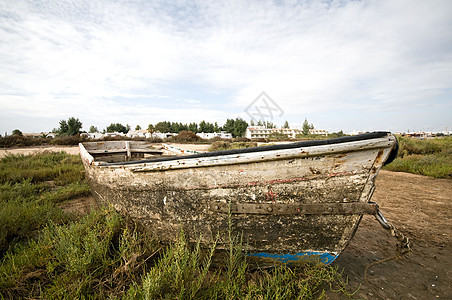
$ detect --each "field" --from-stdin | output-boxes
[326,170,452,299]
[383,136,452,178]
[1,136,451,298]
[0,152,354,299]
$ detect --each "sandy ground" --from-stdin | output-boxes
[326,170,452,299]
[165,143,211,152]
[0,146,80,158]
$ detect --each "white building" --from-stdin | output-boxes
[245,126,298,139]
[196,131,233,139]
[153,132,177,139]
[126,130,149,138]
[245,126,328,139]
[82,132,104,139]
[309,129,328,136]
[103,132,125,138]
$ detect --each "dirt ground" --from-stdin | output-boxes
[59,195,98,216]
[326,170,452,299]
[0,145,80,158]
[167,143,211,152]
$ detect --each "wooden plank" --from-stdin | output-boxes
[210,201,378,215]
[89,149,164,155]
[125,141,131,160]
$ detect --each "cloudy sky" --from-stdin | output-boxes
[1,0,451,134]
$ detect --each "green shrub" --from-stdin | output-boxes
[384,154,452,178]
[209,141,257,152]
[384,136,452,178]
[0,152,89,255]
[268,132,290,141]
[0,152,85,185]
[0,135,46,148]
[135,232,216,299]
[49,135,87,145]
[0,209,142,299]
[232,137,251,142]
[0,196,66,256]
[209,141,231,151]
[397,136,448,156]
[42,209,122,275]
[168,130,203,143]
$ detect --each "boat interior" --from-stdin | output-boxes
[82,132,397,166]
[82,141,174,163]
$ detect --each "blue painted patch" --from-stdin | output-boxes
[247,251,339,265]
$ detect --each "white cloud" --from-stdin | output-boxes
[0,0,451,134]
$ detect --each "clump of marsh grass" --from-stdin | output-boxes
[384,136,452,178]
[0,152,86,185]
[208,141,257,152]
[0,153,90,256]
[0,208,157,299]
[128,231,217,300]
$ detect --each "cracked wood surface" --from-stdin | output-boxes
[80,135,397,260]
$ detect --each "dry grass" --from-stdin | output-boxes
[384,136,452,178]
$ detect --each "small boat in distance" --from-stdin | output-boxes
[79,132,398,264]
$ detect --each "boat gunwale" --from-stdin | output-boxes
[81,132,391,166]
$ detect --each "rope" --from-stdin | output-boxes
[364,221,412,294]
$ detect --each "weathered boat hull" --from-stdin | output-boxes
[80,132,398,264]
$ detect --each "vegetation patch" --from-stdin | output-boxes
[167,130,203,143]
[383,136,452,178]
[267,132,290,141]
[209,141,258,152]
[0,152,91,256]
[0,152,355,299]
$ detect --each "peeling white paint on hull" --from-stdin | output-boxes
[79,132,398,264]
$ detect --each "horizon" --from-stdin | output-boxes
[1,0,451,135]
[5,118,451,136]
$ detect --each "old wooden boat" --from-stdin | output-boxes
[79,132,398,264]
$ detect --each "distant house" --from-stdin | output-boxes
[196,131,233,139]
[125,131,177,139]
[308,129,328,136]
[126,130,149,138]
[81,132,104,139]
[153,132,177,139]
[103,132,125,138]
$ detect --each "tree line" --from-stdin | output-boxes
[53,117,250,138]
[43,117,318,138]
[6,117,347,141]
[145,118,249,138]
